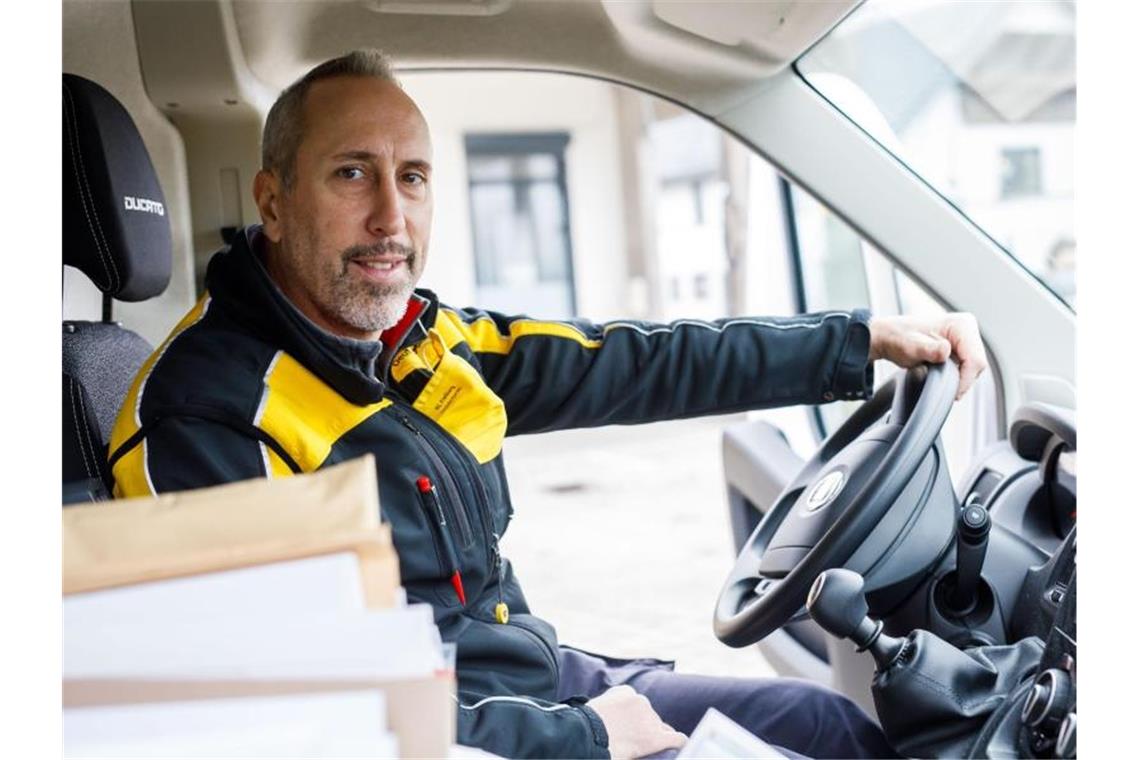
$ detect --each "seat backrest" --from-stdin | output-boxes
[62,73,173,503]
[62,372,111,503]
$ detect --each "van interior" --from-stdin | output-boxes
[61,1,1077,757]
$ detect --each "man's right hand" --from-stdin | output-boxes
[586,685,687,759]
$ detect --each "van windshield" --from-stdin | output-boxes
[797,0,1076,309]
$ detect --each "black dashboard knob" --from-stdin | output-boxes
[961,503,990,537]
[1021,668,1074,729]
[950,503,991,611]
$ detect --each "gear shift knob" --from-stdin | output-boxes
[807,568,870,640]
[807,569,905,670]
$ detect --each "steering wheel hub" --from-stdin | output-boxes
[805,469,847,512]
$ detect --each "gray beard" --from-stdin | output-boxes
[326,243,418,333]
[329,278,413,333]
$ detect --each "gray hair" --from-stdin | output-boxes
[261,49,398,189]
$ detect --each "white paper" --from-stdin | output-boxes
[65,603,444,682]
[65,553,368,629]
[676,708,786,759]
[64,690,395,758]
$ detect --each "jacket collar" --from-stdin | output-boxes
[204,225,436,406]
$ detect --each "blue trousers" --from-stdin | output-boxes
[556,647,899,760]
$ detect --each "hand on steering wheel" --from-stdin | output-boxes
[714,361,960,647]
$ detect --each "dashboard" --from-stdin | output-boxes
[962,402,1077,557]
[956,402,1077,757]
[723,395,1078,755]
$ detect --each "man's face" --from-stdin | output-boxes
[259,76,433,340]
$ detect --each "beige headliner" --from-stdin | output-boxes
[232,0,858,116]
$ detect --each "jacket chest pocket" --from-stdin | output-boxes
[408,330,507,465]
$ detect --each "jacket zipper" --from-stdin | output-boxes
[390,397,510,618]
[394,409,475,548]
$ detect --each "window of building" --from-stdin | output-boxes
[1000,147,1043,198]
[465,133,576,318]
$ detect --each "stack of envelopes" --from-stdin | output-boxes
[62,454,455,759]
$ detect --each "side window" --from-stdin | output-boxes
[789,185,999,482]
[648,112,732,320]
[786,184,873,440]
[790,185,870,313]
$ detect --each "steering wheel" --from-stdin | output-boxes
[714,361,960,648]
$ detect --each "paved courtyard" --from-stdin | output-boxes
[497,414,777,679]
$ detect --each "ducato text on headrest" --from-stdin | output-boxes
[123,195,165,216]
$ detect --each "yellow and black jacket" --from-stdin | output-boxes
[108,226,873,758]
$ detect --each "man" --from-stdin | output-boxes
[108,50,986,759]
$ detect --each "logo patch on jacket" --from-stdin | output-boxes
[411,329,507,464]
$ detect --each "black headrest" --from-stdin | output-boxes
[63,74,172,301]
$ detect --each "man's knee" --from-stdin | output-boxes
[774,679,895,759]
[784,679,867,725]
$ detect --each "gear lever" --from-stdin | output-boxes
[809,569,1050,758]
[806,569,905,670]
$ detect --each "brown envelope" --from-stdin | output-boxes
[64,672,457,759]
[64,527,401,607]
[63,454,400,605]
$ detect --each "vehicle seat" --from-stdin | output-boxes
[62,73,172,504]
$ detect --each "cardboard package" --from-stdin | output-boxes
[63,455,399,606]
[62,455,456,757]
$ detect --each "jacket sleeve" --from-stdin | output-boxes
[110,415,268,498]
[438,306,875,436]
[456,688,610,759]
